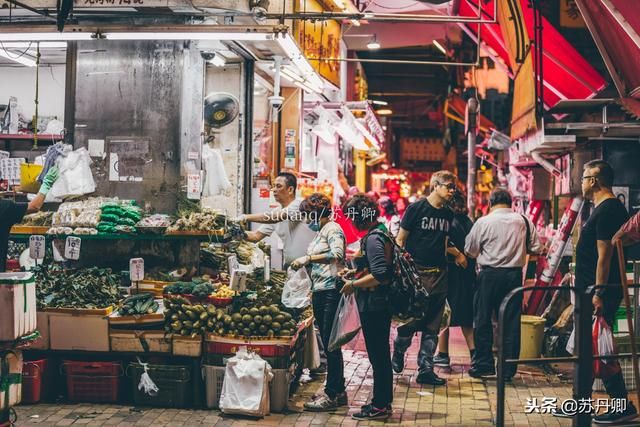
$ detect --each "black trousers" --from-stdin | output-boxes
[598,291,629,399]
[473,267,522,377]
[312,288,345,398]
[360,310,393,408]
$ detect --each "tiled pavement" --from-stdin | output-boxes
[12,329,617,426]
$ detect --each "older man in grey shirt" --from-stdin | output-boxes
[464,188,542,379]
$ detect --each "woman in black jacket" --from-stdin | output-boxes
[340,194,394,420]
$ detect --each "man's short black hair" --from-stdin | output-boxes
[489,188,512,207]
[584,159,614,188]
[277,172,297,191]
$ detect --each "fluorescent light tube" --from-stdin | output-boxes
[0,32,93,41]
[433,39,447,55]
[103,32,271,41]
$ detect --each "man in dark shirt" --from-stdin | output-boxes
[575,159,636,424]
[0,167,58,272]
[392,170,467,386]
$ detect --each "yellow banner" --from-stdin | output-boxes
[497,0,538,139]
[295,0,342,88]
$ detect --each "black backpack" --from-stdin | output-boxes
[361,229,429,320]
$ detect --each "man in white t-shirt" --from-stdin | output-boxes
[239,172,316,268]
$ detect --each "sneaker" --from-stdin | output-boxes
[468,367,496,379]
[433,352,450,367]
[304,393,338,412]
[310,362,327,376]
[593,402,638,424]
[391,351,405,374]
[310,391,347,406]
[352,404,391,420]
[416,371,446,386]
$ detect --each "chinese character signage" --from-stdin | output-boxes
[295,0,342,88]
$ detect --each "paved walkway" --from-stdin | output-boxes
[12,329,605,426]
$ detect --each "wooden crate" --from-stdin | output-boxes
[110,330,171,353]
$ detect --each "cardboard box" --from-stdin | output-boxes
[0,272,37,341]
[49,311,109,352]
[110,330,171,353]
[0,350,23,410]
[30,311,50,350]
[173,335,202,357]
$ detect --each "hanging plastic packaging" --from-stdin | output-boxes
[281,267,312,309]
[136,358,159,396]
[46,146,96,202]
[219,346,272,418]
[327,293,362,352]
[202,145,231,197]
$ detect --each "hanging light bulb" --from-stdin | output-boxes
[367,35,380,50]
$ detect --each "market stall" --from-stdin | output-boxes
[2,201,314,415]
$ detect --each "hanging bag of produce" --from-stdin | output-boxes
[593,315,621,379]
[219,347,272,418]
[281,268,312,309]
[327,293,362,352]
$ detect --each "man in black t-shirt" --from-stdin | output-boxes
[0,167,59,272]
[391,170,467,386]
[574,159,636,424]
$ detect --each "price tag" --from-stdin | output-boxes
[129,258,145,282]
[29,235,46,260]
[64,236,81,260]
[230,269,248,292]
[187,173,202,200]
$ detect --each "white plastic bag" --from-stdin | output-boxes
[219,346,272,418]
[327,293,362,352]
[47,146,96,202]
[202,145,231,197]
[281,267,312,308]
[136,358,159,396]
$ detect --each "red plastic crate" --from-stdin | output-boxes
[22,359,47,404]
[63,361,122,403]
[204,333,299,357]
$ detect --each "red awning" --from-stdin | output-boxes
[575,0,640,99]
[458,0,607,109]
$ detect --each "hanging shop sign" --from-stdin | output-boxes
[187,173,202,200]
[284,129,297,169]
[353,63,368,102]
[295,0,342,88]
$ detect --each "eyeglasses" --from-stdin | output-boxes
[581,175,597,182]
[439,183,457,190]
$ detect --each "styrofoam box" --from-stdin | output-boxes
[0,350,23,410]
[0,272,37,341]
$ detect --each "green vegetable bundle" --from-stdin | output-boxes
[99,201,142,234]
[34,265,121,309]
[118,293,159,316]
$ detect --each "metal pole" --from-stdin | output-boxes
[574,287,593,427]
[616,240,640,406]
[466,98,478,218]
